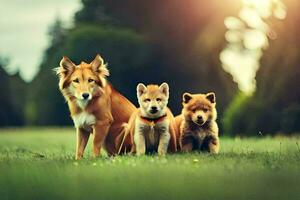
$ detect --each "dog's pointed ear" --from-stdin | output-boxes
[137,83,147,97]
[159,82,169,96]
[91,54,109,77]
[183,93,193,104]
[206,92,216,103]
[55,56,75,76]
[54,56,75,89]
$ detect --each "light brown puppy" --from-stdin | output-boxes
[174,92,220,154]
[55,54,136,159]
[121,83,177,155]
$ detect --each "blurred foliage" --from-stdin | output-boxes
[223,0,300,135]
[0,58,26,126]
[222,92,250,136]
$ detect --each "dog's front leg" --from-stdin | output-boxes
[181,133,195,152]
[93,119,112,157]
[158,131,171,156]
[134,130,146,156]
[208,135,220,154]
[207,122,219,154]
[76,128,90,160]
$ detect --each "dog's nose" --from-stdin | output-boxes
[150,106,158,114]
[82,93,90,100]
[197,115,203,121]
[151,106,157,111]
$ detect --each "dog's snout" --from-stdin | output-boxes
[151,106,157,111]
[197,115,203,121]
[82,93,90,100]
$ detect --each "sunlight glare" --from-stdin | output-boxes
[220,0,286,94]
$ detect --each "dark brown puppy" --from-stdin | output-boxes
[174,92,220,153]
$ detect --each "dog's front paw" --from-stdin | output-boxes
[158,148,167,156]
[208,137,220,154]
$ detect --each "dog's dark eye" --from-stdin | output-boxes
[88,78,94,83]
[73,78,79,83]
[192,109,197,113]
[203,108,208,113]
[156,98,161,102]
[144,98,151,102]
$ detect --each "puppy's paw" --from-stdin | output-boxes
[209,137,220,154]
[158,149,167,156]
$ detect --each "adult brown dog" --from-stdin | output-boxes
[55,54,136,159]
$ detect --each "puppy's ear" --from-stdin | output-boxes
[137,83,147,97]
[159,82,169,96]
[91,54,109,77]
[55,56,75,76]
[183,93,193,104]
[206,92,216,103]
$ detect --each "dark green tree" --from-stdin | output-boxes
[0,58,25,126]
[27,18,69,125]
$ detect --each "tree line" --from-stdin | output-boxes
[0,0,299,135]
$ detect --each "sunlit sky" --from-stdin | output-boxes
[0,0,81,81]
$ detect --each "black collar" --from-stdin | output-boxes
[140,114,167,124]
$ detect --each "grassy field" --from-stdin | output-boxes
[0,128,299,200]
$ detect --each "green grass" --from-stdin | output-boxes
[0,128,299,200]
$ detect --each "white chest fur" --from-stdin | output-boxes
[72,112,96,128]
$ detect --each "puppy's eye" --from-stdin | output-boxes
[88,78,94,83]
[73,78,79,83]
[144,98,151,102]
[156,98,161,102]
[192,109,197,113]
[203,108,208,113]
